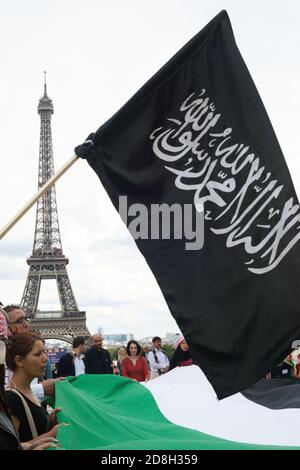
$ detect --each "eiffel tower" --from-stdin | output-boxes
[21,74,90,342]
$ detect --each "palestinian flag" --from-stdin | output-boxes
[53,367,300,450]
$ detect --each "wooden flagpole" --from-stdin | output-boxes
[0,155,79,240]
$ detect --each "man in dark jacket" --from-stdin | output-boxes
[85,334,113,374]
[57,336,88,377]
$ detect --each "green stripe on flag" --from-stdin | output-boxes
[52,375,298,450]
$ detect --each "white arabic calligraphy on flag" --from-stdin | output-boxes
[150,89,300,275]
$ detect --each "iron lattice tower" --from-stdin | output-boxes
[21,75,89,342]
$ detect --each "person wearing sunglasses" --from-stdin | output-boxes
[0,305,59,450]
[3,304,64,399]
[3,304,30,335]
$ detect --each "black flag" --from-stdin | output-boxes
[75,10,300,398]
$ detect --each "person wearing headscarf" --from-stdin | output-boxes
[169,335,194,371]
[0,304,19,449]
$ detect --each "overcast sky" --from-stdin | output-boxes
[0,0,300,339]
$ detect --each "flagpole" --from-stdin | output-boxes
[0,155,79,240]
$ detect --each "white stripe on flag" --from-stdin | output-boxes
[144,365,300,447]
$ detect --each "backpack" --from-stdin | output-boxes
[150,348,169,375]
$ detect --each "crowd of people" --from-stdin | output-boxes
[0,303,65,450]
[0,302,194,450]
[2,300,300,451]
[2,299,300,451]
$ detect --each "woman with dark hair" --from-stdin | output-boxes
[0,307,59,450]
[5,331,63,446]
[169,336,194,371]
[121,340,150,382]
